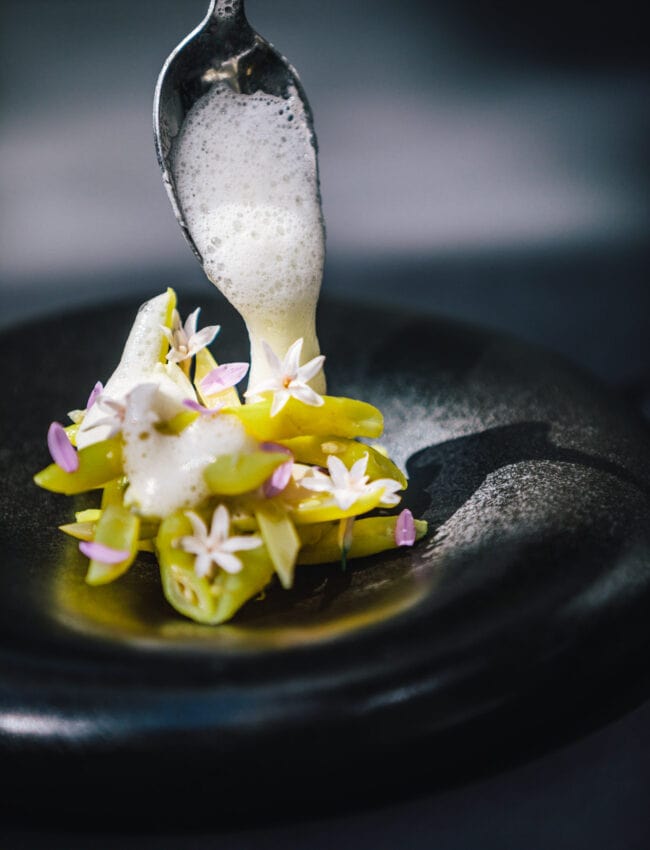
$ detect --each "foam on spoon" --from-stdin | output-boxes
[171,84,326,392]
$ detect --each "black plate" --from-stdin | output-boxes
[1,292,650,824]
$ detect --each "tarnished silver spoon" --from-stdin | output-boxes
[153,0,320,266]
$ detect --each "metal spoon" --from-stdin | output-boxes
[153,0,320,265]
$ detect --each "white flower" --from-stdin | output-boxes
[177,505,262,578]
[300,453,403,511]
[85,395,128,438]
[161,308,220,364]
[244,338,325,417]
[82,384,161,438]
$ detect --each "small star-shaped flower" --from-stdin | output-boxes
[300,453,403,511]
[83,384,161,439]
[177,505,262,578]
[161,308,220,364]
[244,338,325,417]
[87,395,128,438]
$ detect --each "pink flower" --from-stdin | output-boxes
[161,308,220,364]
[260,442,294,498]
[182,399,225,416]
[200,362,249,394]
[395,509,416,546]
[47,422,79,473]
[79,540,129,563]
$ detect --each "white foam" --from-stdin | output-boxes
[122,385,254,519]
[171,84,325,390]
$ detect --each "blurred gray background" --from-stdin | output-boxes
[1,0,648,384]
[1,1,649,847]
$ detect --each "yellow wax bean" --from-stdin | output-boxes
[61,519,155,553]
[204,451,288,495]
[254,501,300,589]
[65,422,80,446]
[101,477,126,508]
[59,521,95,541]
[159,286,177,362]
[209,546,275,624]
[156,410,199,435]
[157,511,274,624]
[85,503,140,585]
[139,521,160,540]
[279,435,407,488]
[298,517,428,564]
[224,396,383,441]
[34,438,123,495]
[75,508,101,523]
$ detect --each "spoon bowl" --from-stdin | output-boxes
[153,0,319,265]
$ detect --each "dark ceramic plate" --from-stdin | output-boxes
[1,292,650,824]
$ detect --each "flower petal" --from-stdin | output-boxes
[283,338,304,377]
[333,490,358,511]
[260,441,292,456]
[326,455,349,489]
[160,325,174,343]
[210,504,231,543]
[270,389,291,417]
[221,535,263,553]
[84,416,122,438]
[289,384,324,407]
[299,477,334,493]
[201,362,249,393]
[213,551,244,574]
[184,510,208,542]
[297,354,325,383]
[349,453,369,483]
[166,348,189,364]
[372,478,402,507]
[188,324,220,355]
[263,459,294,497]
[47,422,79,472]
[395,509,416,546]
[194,553,214,578]
[97,397,124,415]
[79,540,129,564]
[182,399,223,416]
[380,493,401,507]
[183,307,201,339]
[177,536,206,556]
[86,381,104,410]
